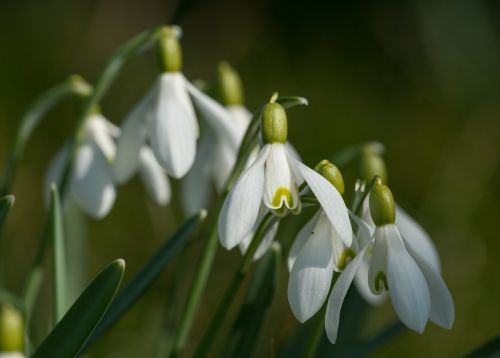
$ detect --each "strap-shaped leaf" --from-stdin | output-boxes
[81,210,206,352]
[49,184,67,324]
[32,259,125,358]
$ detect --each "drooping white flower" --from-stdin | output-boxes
[218,102,352,265]
[325,180,454,343]
[45,113,117,219]
[286,161,354,322]
[114,27,239,182]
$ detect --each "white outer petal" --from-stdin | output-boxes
[288,211,321,272]
[138,147,171,206]
[386,225,431,333]
[288,153,352,246]
[0,353,26,358]
[325,245,369,344]
[396,205,441,273]
[113,86,154,183]
[412,252,455,329]
[44,144,69,206]
[218,145,270,250]
[185,80,240,150]
[149,72,197,178]
[212,137,237,192]
[354,252,388,306]
[71,143,116,219]
[368,227,389,294]
[181,132,214,215]
[84,114,118,160]
[288,212,335,322]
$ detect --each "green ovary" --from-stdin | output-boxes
[375,271,388,292]
[337,249,356,271]
[272,187,294,208]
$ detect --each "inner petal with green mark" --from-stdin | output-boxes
[272,186,294,208]
[337,249,356,271]
[375,271,388,292]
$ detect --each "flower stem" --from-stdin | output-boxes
[193,213,277,357]
[303,303,327,358]
[0,75,91,197]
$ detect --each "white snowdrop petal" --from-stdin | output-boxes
[386,226,431,333]
[325,245,369,344]
[186,80,241,149]
[288,213,335,322]
[138,147,171,206]
[396,205,441,273]
[289,154,352,246]
[412,253,455,329]
[218,145,270,250]
[85,114,118,160]
[368,227,389,295]
[71,143,116,219]
[181,133,214,216]
[263,144,299,211]
[288,211,321,272]
[149,73,197,178]
[113,87,154,183]
[354,253,388,306]
[239,212,279,261]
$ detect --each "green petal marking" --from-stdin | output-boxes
[337,249,356,271]
[272,187,293,208]
[375,271,388,292]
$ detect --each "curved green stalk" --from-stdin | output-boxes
[193,213,278,357]
[0,76,91,197]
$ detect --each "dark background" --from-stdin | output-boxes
[1,0,499,356]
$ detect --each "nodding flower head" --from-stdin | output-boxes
[261,99,288,145]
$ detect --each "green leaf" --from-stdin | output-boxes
[49,184,67,325]
[465,335,500,358]
[81,210,206,352]
[276,95,309,109]
[0,195,15,233]
[227,242,282,358]
[32,259,125,358]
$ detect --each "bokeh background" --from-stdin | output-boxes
[1,0,500,356]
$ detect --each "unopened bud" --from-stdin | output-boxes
[261,101,287,144]
[159,26,183,73]
[369,178,395,226]
[315,160,345,195]
[216,62,244,106]
[359,146,388,184]
[0,303,23,353]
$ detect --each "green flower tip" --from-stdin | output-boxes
[315,160,345,195]
[159,26,183,73]
[0,303,24,352]
[359,144,388,184]
[69,75,92,96]
[369,178,395,226]
[216,61,244,106]
[261,101,287,144]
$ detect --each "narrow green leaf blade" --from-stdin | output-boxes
[277,96,309,109]
[32,259,125,358]
[227,242,282,358]
[81,210,206,351]
[465,335,500,358]
[49,184,67,324]
[0,195,15,233]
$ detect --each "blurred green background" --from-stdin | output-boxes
[1,0,500,356]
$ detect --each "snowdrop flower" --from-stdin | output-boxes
[325,179,454,343]
[218,100,352,264]
[287,161,354,322]
[45,112,117,219]
[182,62,256,215]
[114,26,239,182]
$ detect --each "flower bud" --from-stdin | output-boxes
[216,62,244,106]
[358,146,388,184]
[0,303,23,353]
[369,178,395,226]
[261,101,287,144]
[159,26,183,73]
[314,160,345,195]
